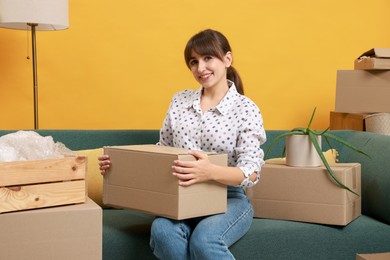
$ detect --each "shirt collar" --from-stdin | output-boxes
[188,80,240,115]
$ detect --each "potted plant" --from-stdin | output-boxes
[265,107,369,195]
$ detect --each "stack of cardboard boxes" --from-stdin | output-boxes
[245,51,390,226]
[0,156,102,260]
[331,48,390,135]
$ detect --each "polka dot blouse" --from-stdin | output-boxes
[158,81,266,187]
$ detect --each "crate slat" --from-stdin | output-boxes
[0,180,86,213]
[0,156,87,187]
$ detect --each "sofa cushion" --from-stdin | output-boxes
[103,209,156,259]
[230,215,390,259]
[102,209,390,260]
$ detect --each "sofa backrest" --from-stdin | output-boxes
[0,129,389,224]
[0,130,160,150]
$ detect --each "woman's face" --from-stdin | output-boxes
[188,50,232,90]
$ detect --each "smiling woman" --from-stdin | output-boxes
[99,28,267,259]
[149,28,266,260]
[184,29,243,95]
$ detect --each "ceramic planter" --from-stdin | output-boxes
[286,135,322,167]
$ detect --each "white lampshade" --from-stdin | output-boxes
[0,0,69,30]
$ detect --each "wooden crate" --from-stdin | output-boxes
[0,156,87,213]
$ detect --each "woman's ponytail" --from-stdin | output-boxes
[227,66,244,95]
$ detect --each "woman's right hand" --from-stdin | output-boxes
[98,154,111,175]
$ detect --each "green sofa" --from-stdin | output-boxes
[1,129,389,260]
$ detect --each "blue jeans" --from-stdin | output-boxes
[150,186,253,260]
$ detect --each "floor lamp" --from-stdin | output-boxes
[0,0,69,129]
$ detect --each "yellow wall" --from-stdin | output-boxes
[1,0,389,130]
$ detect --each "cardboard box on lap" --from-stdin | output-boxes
[354,48,390,70]
[335,70,390,113]
[0,198,102,260]
[247,163,361,226]
[103,145,227,220]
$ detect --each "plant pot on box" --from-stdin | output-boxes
[286,135,322,167]
[265,107,370,196]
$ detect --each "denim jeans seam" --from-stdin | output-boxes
[219,204,253,245]
[179,222,187,240]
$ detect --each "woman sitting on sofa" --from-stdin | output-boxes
[99,28,266,260]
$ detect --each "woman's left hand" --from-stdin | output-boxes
[172,150,213,186]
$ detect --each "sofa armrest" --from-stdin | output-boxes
[334,131,390,224]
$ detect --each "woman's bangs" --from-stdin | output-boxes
[191,39,219,57]
[185,38,222,64]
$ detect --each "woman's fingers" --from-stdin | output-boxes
[98,155,111,175]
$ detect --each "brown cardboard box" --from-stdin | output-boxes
[103,145,227,220]
[354,48,390,70]
[329,111,369,131]
[0,156,87,213]
[0,198,102,260]
[335,70,390,113]
[247,163,361,225]
[356,252,390,260]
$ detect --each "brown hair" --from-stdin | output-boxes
[184,29,244,95]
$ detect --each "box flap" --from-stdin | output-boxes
[358,48,390,59]
[106,144,216,156]
[356,252,390,260]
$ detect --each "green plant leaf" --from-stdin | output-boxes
[308,130,359,196]
[264,130,305,159]
[307,107,316,129]
[322,132,370,158]
[291,127,308,134]
[322,135,334,151]
[317,127,330,135]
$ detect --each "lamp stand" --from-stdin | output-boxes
[28,23,39,129]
